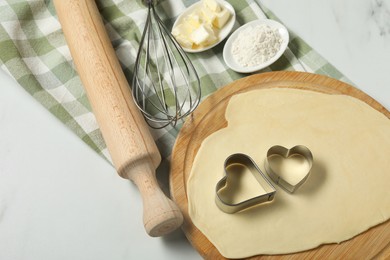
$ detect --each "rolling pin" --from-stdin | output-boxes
[53,0,183,237]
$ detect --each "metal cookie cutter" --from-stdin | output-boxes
[265,145,313,193]
[215,153,276,214]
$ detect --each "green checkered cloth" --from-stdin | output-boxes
[0,0,351,163]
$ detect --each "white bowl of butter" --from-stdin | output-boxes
[171,0,236,53]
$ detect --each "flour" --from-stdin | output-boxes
[232,25,282,67]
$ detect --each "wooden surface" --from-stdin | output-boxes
[54,0,183,237]
[170,71,390,259]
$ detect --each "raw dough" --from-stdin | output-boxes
[187,88,390,258]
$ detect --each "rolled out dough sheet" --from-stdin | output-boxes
[187,88,390,258]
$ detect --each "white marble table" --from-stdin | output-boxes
[262,0,390,109]
[1,0,389,259]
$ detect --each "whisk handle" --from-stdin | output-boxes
[54,0,183,236]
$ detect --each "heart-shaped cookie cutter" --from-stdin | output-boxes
[264,145,313,193]
[215,153,276,214]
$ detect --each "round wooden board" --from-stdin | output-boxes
[170,71,390,259]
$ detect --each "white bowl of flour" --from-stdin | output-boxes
[223,19,289,73]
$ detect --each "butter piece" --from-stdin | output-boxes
[172,24,189,37]
[201,5,216,25]
[172,23,194,49]
[186,12,202,29]
[175,35,193,49]
[190,24,217,45]
[203,0,221,12]
[212,7,230,28]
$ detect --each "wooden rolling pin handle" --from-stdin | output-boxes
[124,161,183,237]
[53,0,183,236]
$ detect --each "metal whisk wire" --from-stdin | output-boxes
[132,0,201,128]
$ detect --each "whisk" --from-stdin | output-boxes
[132,0,201,128]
